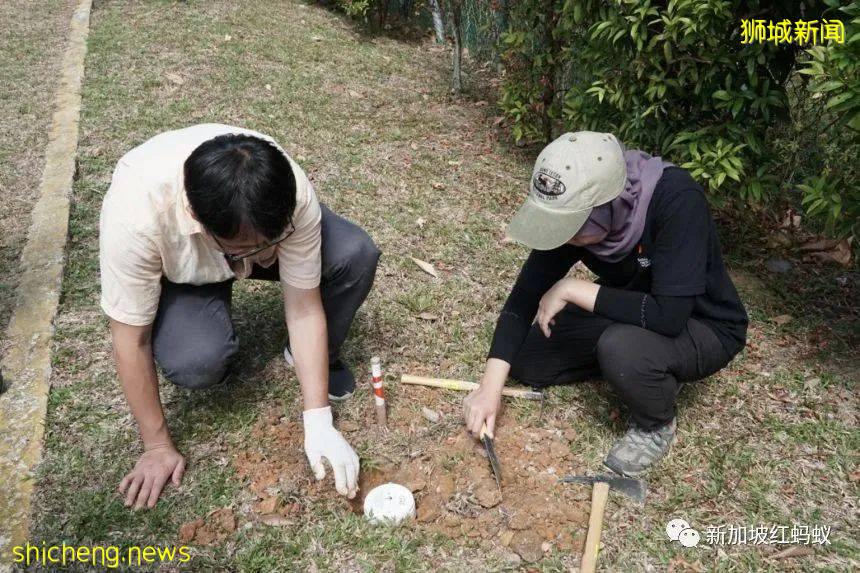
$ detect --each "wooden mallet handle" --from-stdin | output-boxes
[580,481,610,573]
[400,374,543,400]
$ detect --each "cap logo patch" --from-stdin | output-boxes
[532,168,566,199]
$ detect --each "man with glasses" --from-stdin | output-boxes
[100,124,379,508]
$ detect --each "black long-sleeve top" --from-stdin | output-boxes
[488,167,748,363]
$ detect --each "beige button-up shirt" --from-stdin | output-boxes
[99,124,321,326]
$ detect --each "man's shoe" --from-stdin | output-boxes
[603,418,676,477]
[284,346,355,401]
[327,359,355,402]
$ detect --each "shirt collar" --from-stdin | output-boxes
[175,167,203,236]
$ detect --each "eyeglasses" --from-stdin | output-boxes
[211,223,295,264]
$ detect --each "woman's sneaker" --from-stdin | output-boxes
[284,346,355,401]
[603,418,676,477]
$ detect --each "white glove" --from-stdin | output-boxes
[302,406,360,498]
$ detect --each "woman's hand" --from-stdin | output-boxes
[537,278,601,337]
[537,278,574,338]
[463,359,508,436]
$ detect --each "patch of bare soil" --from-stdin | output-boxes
[178,507,237,546]
[179,403,591,563]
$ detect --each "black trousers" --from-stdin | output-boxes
[151,205,380,390]
[509,305,731,431]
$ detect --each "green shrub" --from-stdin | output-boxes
[794,1,859,237]
[498,0,858,238]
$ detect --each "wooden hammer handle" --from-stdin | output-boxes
[400,374,542,400]
[580,481,610,573]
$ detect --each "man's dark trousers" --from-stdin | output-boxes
[151,205,380,389]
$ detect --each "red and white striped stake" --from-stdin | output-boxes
[371,356,387,427]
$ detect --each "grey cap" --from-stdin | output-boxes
[506,131,627,250]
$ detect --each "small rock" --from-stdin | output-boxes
[436,474,455,499]
[475,480,502,508]
[765,258,792,273]
[254,495,278,515]
[421,406,441,424]
[417,496,441,522]
[563,505,589,524]
[510,530,544,563]
[394,465,427,493]
[178,520,201,542]
[213,508,236,532]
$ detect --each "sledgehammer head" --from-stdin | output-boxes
[559,474,646,503]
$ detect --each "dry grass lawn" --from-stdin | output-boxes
[28,1,858,571]
[0,0,77,357]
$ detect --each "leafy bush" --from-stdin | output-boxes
[794,1,859,237]
[498,0,858,238]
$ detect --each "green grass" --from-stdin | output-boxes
[28,1,859,571]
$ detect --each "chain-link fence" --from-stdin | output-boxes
[458,0,507,63]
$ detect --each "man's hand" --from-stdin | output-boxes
[303,406,359,498]
[119,444,185,509]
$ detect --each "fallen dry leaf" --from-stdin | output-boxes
[410,257,439,278]
[772,314,793,326]
[770,545,814,560]
[417,312,439,321]
[259,514,291,527]
[803,238,853,267]
[165,72,184,85]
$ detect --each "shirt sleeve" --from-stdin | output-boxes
[594,287,694,337]
[487,246,580,363]
[99,216,163,326]
[277,181,322,289]
[649,187,710,296]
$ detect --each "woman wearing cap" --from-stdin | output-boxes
[463,132,747,476]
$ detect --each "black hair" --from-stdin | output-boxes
[183,133,296,240]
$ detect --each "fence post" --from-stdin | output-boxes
[430,0,445,44]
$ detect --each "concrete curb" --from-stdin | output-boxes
[0,0,92,566]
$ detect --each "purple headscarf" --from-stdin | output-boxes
[575,149,673,262]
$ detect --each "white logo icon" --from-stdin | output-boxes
[666,517,700,548]
[666,518,690,541]
[678,528,701,547]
